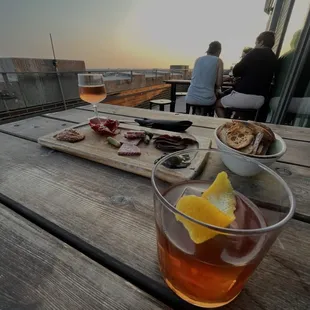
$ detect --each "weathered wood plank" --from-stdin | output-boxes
[44,108,310,167]
[0,133,309,309]
[78,104,310,142]
[44,108,140,124]
[0,203,167,310]
[0,116,74,141]
[45,108,98,123]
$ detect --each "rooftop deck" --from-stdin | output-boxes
[0,104,309,309]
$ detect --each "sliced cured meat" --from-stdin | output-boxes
[153,135,182,143]
[124,131,145,139]
[54,129,85,143]
[119,136,141,146]
[154,135,196,152]
[118,144,141,156]
[89,118,119,135]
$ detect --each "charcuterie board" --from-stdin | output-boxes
[38,121,211,182]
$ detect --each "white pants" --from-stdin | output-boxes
[221,91,264,109]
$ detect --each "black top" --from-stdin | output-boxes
[233,48,277,97]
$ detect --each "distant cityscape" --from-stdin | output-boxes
[87,69,177,81]
[86,66,190,81]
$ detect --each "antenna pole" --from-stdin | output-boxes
[50,33,67,110]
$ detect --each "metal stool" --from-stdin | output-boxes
[186,103,215,116]
[149,99,171,111]
[225,108,260,121]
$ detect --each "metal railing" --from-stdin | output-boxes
[0,68,192,122]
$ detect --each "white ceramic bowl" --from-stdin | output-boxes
[214,125,287,176]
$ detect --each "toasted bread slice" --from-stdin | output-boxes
[257,143,264,155]
[252,132,264,154]
[218,125,228,144]
[239,141,254,154]
[227,131,254,149]
[251,122,275,142]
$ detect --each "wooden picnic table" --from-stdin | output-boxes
[0,104,310,309]
[164,79,234,112]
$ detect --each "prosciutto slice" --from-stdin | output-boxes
[89,118,120,135]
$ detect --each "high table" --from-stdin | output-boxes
[0,104,309,309]
[164,79,191,112]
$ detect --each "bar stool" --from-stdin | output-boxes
[225,108,260,121]
[186,103,215,116]
[149,99,171,111]
[225,93,270,121]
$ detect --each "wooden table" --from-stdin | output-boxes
[164,79,234,112]
[0,104,310,309]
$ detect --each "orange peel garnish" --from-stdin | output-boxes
[175,172,236,244]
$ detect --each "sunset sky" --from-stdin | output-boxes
[0,0,270,69]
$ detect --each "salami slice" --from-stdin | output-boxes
[54,129,85,143]
[119,137,141,146]
[118,144,141,156]
[124,131,145,139]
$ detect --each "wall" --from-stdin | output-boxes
[0,58,86,112]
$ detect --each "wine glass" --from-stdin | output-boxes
[78,73,107,118]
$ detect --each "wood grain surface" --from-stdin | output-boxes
[0,203,168,310]
[0,132,309,309]
[0,116,73,141]
[78,103,310,142]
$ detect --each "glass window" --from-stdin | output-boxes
[270,1,310,127]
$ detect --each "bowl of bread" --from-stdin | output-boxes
[215,121,286,176]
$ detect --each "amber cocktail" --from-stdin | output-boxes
[152,149,295,308]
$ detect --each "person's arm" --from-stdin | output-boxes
[215,58,224,94]
[233,52,253,77]
[216,58,224,87]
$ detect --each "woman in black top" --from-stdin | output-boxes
[216,31,277,118]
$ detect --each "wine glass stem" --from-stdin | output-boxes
[93,104,100,120]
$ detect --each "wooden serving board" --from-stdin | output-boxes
[38,122,211,181]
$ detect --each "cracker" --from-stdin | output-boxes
[227,125,254,149]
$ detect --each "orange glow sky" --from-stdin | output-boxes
[0,0,270,69]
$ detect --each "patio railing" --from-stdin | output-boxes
[0,68,191,122]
